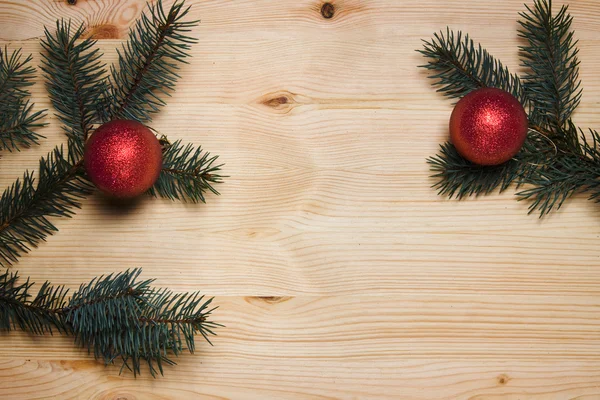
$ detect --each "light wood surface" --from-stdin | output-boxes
[1,0,600,398]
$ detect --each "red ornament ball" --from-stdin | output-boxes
[450,87,528,166]
[84,120,162,198]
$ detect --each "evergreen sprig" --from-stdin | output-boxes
[151,139,222,202]
[428,137,542,199]
[0,269,219,377]
[0,144,92,265]
[517,125,600,214]
[0,47,35,102]
[419,0,600,216]
[519,0,582,137]
[0,270,66,334]
[41,21,108,146]
[105,0,199,122]
[418,28,527,104]
[0,47,46,151]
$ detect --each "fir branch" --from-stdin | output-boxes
[150,139,222,203]
[0,101,46,151]
[427,135,551,199]
[105,0,199,122]
[140,288,219,350]
[66,269,151,337]
[519,0,582,139]
[0,270,35,331]
[0,47,46,151]
[428,143,523,199]
[418,28,527,104]
[86,283,220,377]
[0,269,219,377]
[41,20,108,144]
[0,270,67,334]
[517,125,600,215]
[0,143,93,266]
[0,47,35,104]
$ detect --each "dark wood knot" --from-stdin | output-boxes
[263,96,289,108]
[258,90,299,113]
[321,3,335,19]
[497,374,510,386]
[67,0,77,5]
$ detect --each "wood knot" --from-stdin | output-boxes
[67,0,77,5]
[264,96,288,108]
[259,296,289,304]
[85,24,121,39]
[258,90,300,114]
[321,3,335,19]
[246,296,292,305]
[496,374,510,386]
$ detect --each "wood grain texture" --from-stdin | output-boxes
[1,0,600,398]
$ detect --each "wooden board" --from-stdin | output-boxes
[1,0,600,398]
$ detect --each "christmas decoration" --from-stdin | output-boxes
[419,0,599,216]
[0,0,222,376]
[450,88,528,166]
[0,0,222,266]
[84,119,163,198]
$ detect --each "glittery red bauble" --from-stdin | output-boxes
[450,87,528,166]
[84,120,162,198]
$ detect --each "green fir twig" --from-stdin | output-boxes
[150,139,223,202]
[519,0,582,138]
[0,145,92,265]
[41,20,108,146]
[105,0,199,122]
[0,269,220,377]
[0,47,46,151]
[418,28,527,104]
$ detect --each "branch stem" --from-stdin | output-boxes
[0,159,85,235]
[112,14,175,119]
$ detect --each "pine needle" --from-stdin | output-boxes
[0,47,47,151]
